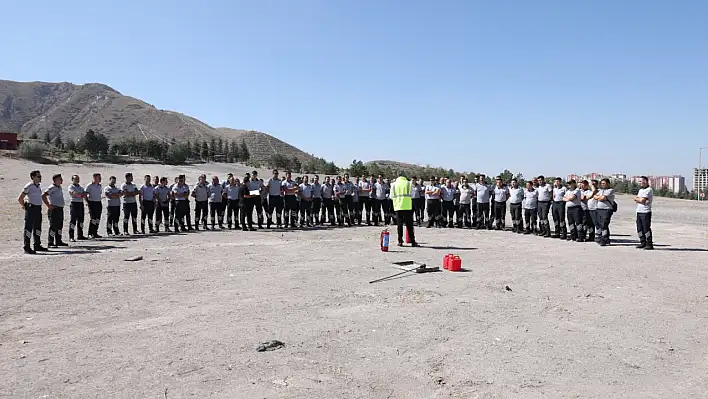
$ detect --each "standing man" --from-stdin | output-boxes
[42,173,68,248]
[342,174,354,226]
[222,173,233,218]
[441,179,455,228]
[359,175,373,225]
[551,177,567,239]
[457,178,473,228]
[266,170,283,228]
[18,170,47,254]
[492,177,509,230]
[334,176,346,227]
[241,173,259,231]
[225,177,241,230]
[85,173,103,239]
[139,174,156,234]
[579,180,590,242]
[352,176,362,225]
[104,176,122,236]
[535,175,552,237]
[311,175,323,225]
[250,171,265,228]
[475,174,491,230]
[321,176,335,226]
[593,178,615,247]
[373,175,388,226]
[154,177,172,233]
[424,176,441,228]
[299,175,314,227]
[391,172,418,247]
[470,175,478,228]
[169,177,178,227]
[508,178,524,233]
[563,180,583,241]
[523,181,539,235]
[208,176,225,229]
[586,179,600,242]
[68,174,87,241]
[411,176,423,226]
[281,171,299,228]
[121,173,140,235]
[172,175,190,232]
[634,176,654,250]
[192,174,209,230]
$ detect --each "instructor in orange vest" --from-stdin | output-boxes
[391,172,419,247]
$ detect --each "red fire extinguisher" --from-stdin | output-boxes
[380,229,390,252]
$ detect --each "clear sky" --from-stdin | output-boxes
[2,0,707,181]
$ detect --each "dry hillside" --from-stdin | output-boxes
[0,79,315,165]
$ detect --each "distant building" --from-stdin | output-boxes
[566,174,581,182]
[0,132,20,150]
[609,173,627,182]
[566,172,605,182]
[632,175,686,194]
[693,168,708,193]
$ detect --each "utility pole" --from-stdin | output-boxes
[699,147,708,201]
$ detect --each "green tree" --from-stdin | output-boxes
[65,138,76,152]
[230,140,240,162]
[290,157,302,173]
[77,129,109,158]
[44,131,52,143]
[52,132,63,149]
[239,140,250,162]
[217,138,224,155]
[165,144,189,165]
[193,140,202,160]
[323,161,339,175]
[201,140,209,160]
[29,132,39,140]
[209,137,217,160]
[349,159,368,177]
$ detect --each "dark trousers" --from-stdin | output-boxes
[268,195,284,226]
[69,202,85,240]
[299,200,312,225]
[123,202,138,234]
[457,203,472,227]
[140,200,155,233]
[441,201,454,226]
[174,200,190,231]
[169,199,176,226]
[195,200,208,229]
[241,198,255,228]
[23,204,42,248]
[353,200,362,224]
[339,196,353,226]
[493,201,507,229]
[312,198,322,224]
[636,212,653,246]
[107,205,120,235]
[361,196,372,223]
[396,210,416,244]
[589,209,600,241]
[226,199,240,228]
[471,198,478,227]
[524,208,537,233]
[284,195,298,226]
[253,198,264,227]
[426,199,440,227]
[537,201,551,235]
[584,209,595,240]
[510,203,523,231]
[209,201,224,227]
[373,199,385,225]
[413,198,425,224]
[322,198,335,225]
[88,201,102,237]
[566,206,583,240]
[47,206,64,245]
[597,208,613,244]
[476,202,491,228]
[156,202,170,231]
[551,201,567,238]
[382,199,392,224]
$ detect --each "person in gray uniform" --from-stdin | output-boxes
[593,178,615,246]
[352,176,362,225]
[85,173,104,239]
[104,176,123,236]
[68,174,88,241]
[441,179,455,228]
[299,175,314,227]
[342,174,354,226]
[457,178,473,228]
[172,175,190,232]
[139,174,156,234]
[585,179,599,242]
[42,173,68,248]
[411,176,423,226]
[535,175,552,237]
[384,177,396,225]
[333,176,346,227]
[260,178,269,225]
[266,170,283,228]
[224,177,241,229]
[154,177,172,233]
[241,173,258,231]
[563,180,583,241]
[192,174,209,230]
[424,176,441,228]
[120,173,140,235]
[452,180,461,226]
[634,176,654,250]
[470,175,478,228]
[492,177,509,230]
[475,174,492,230]
[222,173,233,216]
[250,171,265,228]
[311,175,323,225]
[321,176,335,226]
[523,181,539,235]
[359,175,373,225]
[373,176,387,226]
[18,170,47,254]
[551,177,567,239]
[207,176,225,229]
[578,180,590,241]
[281,171,299,228]
[508,178,524,233]
[169,177,178,227]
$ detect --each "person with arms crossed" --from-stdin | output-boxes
[508,178,524,234]
[593,178,615,247]
[535,175,552,238]
[85,173,104,239]
[121,173,140,235]
[299,175,314,227]
[192,174,209,231]
[563,179,584,241]
[207,176,225,229]
[154,177,172,233]
[551,177,568,239]
[139,174,156,234]
[104,176,122,236]
[67,174,88,241]
[18,170,47,254]
[523,181,539,235]
[42,173,68,248]
[634,176,654,250]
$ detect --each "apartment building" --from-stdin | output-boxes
[693,168,708,193]
[631,175,687,194]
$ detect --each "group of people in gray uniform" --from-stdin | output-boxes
[17,168,654,254]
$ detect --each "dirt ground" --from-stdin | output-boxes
[1,159,707,399]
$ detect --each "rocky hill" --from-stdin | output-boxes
[0,79,315,165]
[365,159,468,179]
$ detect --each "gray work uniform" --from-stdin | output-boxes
[551,186,568,236]
[596,188,615,244]
[22,182,43,248]
[85,183,103,236]
[565,188,583,239]
[508,186,524,231]
[636,186,653,246]
[535,184,552,234]
[523,189,539,232]
[44,184,65,245]
[67,184,86,239]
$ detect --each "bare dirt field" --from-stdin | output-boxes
[1,159,708,399]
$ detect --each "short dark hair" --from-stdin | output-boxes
[160,177,168,183]
[52,174,62,181]
[511,178,517,182]
[537,175,545,180]
[555,177,562,181]
[30,170,40,179]
[641,175,649,181]
[581,180,589,185]
[601,178,611,185]
[93,173,101,178]
[109,176,116,180]
[144,174,150,179]
[568,179,577,185]
[252,170,258,175]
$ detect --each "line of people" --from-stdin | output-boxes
[17,168,654,254]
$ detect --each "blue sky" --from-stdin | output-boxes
[2,0,707,181]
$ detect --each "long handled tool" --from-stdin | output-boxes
[369,263,439,284]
